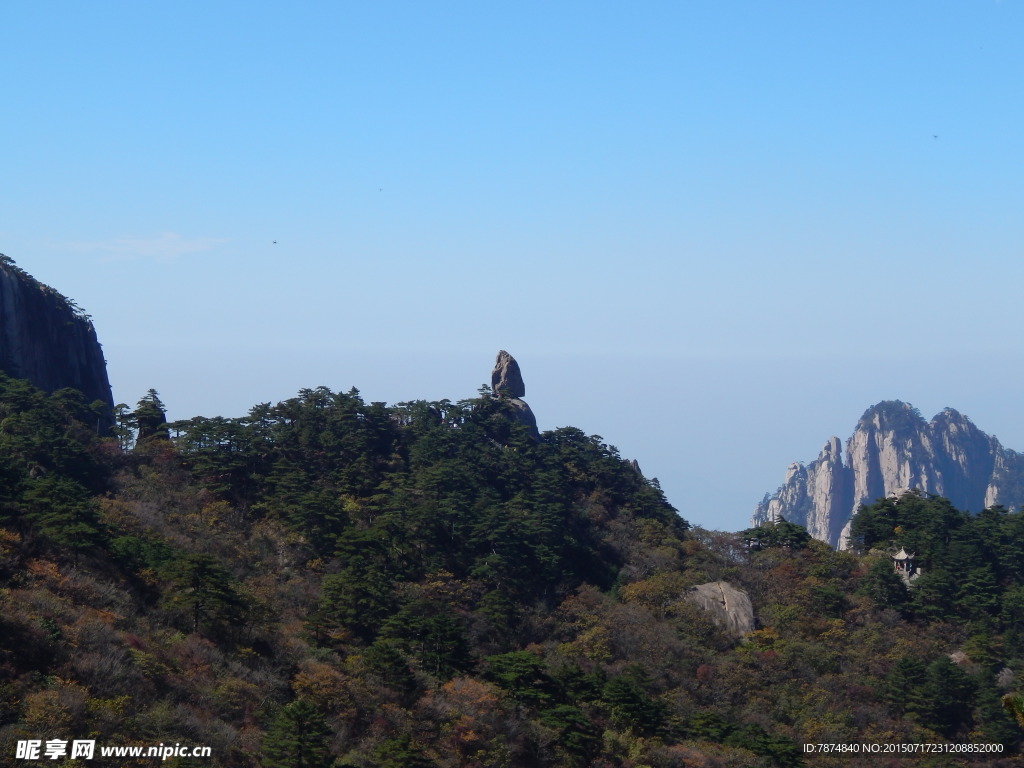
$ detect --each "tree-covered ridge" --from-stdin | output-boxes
[851,490,1024,640]
[857,400,926,430]
[741,517,812,551]
[167,388,680,599]
[845,492,1024,747]
[0,372,112,558]
[0,376,1022,766]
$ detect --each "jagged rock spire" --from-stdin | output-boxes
[491,350,526,398]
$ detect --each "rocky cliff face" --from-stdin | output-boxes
[0,256,114,426]
[753,401,1024,548]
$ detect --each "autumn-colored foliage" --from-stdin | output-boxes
[0,375,1021,766]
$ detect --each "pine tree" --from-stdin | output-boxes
[858,556,909,610]
[262,699,331,768]
[371,733,431,768]
[160,552,246,634]
[921,657,975,738]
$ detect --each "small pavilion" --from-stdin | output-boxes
[891,547,919,580]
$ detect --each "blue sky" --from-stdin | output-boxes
[3,2,1023,532]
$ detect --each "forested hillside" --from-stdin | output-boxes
[1,374,1023,766]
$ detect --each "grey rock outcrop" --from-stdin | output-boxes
[504,397,538,437]
[687,581,755,639]
[491,350,526,398]
[753,401,1024,549]
[0,256,114,428]
[489,351,538,440]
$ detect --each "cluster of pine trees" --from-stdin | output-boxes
[0,372,1022,766]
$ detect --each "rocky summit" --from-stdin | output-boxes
[753,400,1024,548]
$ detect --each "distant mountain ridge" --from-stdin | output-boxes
[0,255,114,427]
[752,401,1024,548]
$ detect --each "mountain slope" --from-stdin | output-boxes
[2,376,1023,764]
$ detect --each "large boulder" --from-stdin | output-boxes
[687,581,755,639]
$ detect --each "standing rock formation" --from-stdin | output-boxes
[753,401,1024,549]
[491,350,526,398]
[489,350,538,440]
[0,256,114,428]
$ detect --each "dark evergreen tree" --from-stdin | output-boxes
[882,656,930,720]
[908,568,957,622]
[370,733,431,768]
[601,669,667,735]
[315,529,395,642]
[539,705,600,767]
[920,657,975,738]
[742,517,812,550]
[379,599,471,679]
[363,640,418,702]
[262,699,331,768]
[858,556,909,610]
[484,650,556,708]
[160,552,246,634]
[22,475,106,560]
